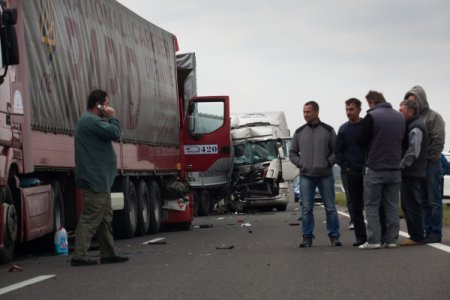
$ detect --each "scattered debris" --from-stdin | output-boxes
[8,264,23,272]
[193,224,214,229]
[143,237,167,245]
[289,222,300,226]
[216,245,234,250]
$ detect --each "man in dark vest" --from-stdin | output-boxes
[398,99,428,245]
[356,91,406,249]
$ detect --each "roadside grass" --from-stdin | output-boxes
[335,192,450,227]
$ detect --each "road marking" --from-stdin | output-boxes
[337,211,450,254]
[0,275,56,296]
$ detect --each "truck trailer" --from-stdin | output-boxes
[0,0,231,263]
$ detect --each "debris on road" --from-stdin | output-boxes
[241,222,251,227]
[216,245,235,250]
[289,222,300,226]
[193,224,214,229]
[143,237,167,245]
[8,264,23,272]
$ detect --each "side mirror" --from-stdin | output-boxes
[1,8,19,66]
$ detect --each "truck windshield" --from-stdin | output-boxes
[234,140,278,165]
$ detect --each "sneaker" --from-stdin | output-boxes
[399,238,423,246]
[358,242,381,250]
[100,255,129,264]
[348,223,354,230]
[330,236,342,246]
[71,258,98,267]
[352,240,366,247]
[299,237,312,248]
[382,242,397,248]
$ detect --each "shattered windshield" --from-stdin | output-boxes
[233,140,278,165]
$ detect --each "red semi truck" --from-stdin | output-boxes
[0,0,231,263]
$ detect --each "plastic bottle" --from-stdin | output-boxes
[54,227,68,255]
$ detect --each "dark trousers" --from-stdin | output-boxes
[344,169,367,242]
[401,177,425,241]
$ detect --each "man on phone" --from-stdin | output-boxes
[71,89,129,266]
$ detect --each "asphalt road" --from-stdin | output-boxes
[1,201,450,300]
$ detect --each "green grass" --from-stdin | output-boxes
[335,192,450,227]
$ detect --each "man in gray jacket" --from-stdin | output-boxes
[404,85,445,243]
[289,101,341,247]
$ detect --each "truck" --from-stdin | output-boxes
[177,52,233,216]
[228,111,298,211]
[0,0,231,263]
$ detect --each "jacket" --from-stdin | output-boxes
[75,111,121,192]
[404,85,445,162]
[289,120,336,177]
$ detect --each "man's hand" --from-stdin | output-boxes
[104,106,116,118]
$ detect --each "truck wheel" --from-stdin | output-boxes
[0,187,17,263]
[115,180,138,239]
[136,180,150,236]
[198,189,211,216]
[148,181,162,234]
[52,181,65,231]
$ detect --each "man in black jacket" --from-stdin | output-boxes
[356,91,405,249]
[336,98,367,246]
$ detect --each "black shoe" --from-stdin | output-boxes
[71,258,98,267]
[424,236,441,243]
[100,255,129,264]
[352,240,366,247]
[330,237,342,246]
[299,237,312,248]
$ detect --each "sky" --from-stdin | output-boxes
[117,0,450,150]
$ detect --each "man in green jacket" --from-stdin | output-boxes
[71,89,129,266]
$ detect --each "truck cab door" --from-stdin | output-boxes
[183,96,232,188]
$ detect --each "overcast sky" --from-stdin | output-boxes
[117,0,450,150]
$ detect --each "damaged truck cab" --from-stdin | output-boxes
[229,112,298,211]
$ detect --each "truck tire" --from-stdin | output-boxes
[197,189,211,216]
[52,181,65,231]
[0,187,17,264]
[148,181,162,234]
[136,180,150,236]
[115,180,138,239]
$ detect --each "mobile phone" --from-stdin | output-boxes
[97,104,105,111]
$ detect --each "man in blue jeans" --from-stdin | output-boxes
[289,101,341,247]
[404,86,445,243]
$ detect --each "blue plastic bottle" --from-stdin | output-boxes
[54,227,68,255]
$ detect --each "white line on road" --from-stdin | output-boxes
[0,275,56,296]
[337,210,450,254]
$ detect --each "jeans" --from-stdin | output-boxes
[401,177,425,241]
[364,168,401,244]
[422,160,443,239]
[300,175,340,238]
